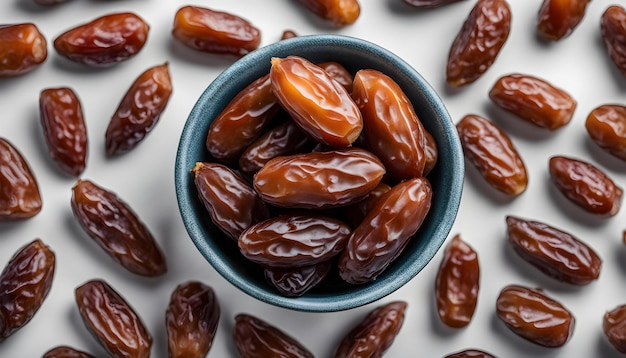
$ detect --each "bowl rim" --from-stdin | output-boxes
[175,34,464,312]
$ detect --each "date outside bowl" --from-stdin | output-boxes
[175,34,464,312]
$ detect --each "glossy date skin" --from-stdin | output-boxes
[537,0,591,41]
[444,349,496,358]
[344,182,391,228]
[71,179,167,276]
[339,177,432,284]
[43,346,95,358]
[549,156,623,216]
[166,281,220,358]
[0,239,55,342]
[585,104,626,160]
[172,6,261,56]
[496,285,574,347]
[39,87,88,177]
[0,138,42,221]
[297,0,360,26]
[334,301,407,358]
[604,304,626,353]
[446,0,511,86]
[264,260,332,297]
[435,235,479,328]
[0,23,47,77]
[403,0,466,8]
[54,12,149,66]
[75,280,152,358]
[318,61,353,92]
[457,114,528,195]
[233,313,314,358]
[601,6,626,78]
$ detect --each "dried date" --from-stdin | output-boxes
[585,104,626,160]
[264,260,332,297]
[444,349,495,358]
[297,0,360,26]
[0,138,42,221]
[604,304,626,353]
[601,5,626,78]
[537,0,591,41]
[0,23,47,77]
[43,346,95,358]
[423,130,438,176]
[344,182,391,228]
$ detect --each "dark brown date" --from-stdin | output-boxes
[192,162,269,240]
[404,0,466,8]
[0,138,42,221]
[172,6,261,56]
[585,104,626,160]
[496,285,574,347]
[339,177,432,284]
[457,114,528,195]
[445,349,495,358]
[264,260,332,297]
[318,61,353,92]
[0,23,47,77]
[0,239,55,342]
[344,182,391,228]
[446,0,511,86]
[537,0,591,41]
[166,281,220,358]
[239,214,351,268]
[233,313,314,358]
[601,6,626,78]
[334,301,407,358]
[54,12,149,66]
[507,216,601,285]
[549,155,623,216]
[423,130,438,176]
[43,346,95,358]
[435,235,479,328]
[604,304,626,353]
[297,0,360,26]
[39,87,88,177]
[75,280,152,358]
[489,74,577,130]
[71,179,167,276]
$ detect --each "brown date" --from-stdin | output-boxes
[445,349,496,358]
[457,114,528,195]
[233,313,314,358]
[537,0,591,41]
[334,301,407,358]
[166,281,220,358]
[423,130,438,176]
[496,285,574,347]
[318,61,354,92]
[39,87,88,177]
[71,179,167,276]
[297,0,360,26]
[435,235,479,328]
[172,6,261,56]
[281,30,298,40]
[585,104,626,160]
[43,346,95,358]
[352,68,428,180]
[549,155,623,216]
[0,138,42,221]
[489,74,576,130]
[239,214,351,268]
[54,12,149,66]
[0,23,47,77]
[601,6,626,78]
[270,56,363,147]
[75,280,152,358]
[404,0,466,8]
[344,182,391,228]
[264,260,332,297]
[254,147,385,209]
[446,0,511,86]
[0,239,55,342]
[604,304,626,353]
[339,177,432,284]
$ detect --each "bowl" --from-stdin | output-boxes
[175,34,464,312]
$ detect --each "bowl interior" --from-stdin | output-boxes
[175,34,464,312]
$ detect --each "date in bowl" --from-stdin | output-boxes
[175,34,463,312]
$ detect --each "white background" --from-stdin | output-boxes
[2,0,626,357]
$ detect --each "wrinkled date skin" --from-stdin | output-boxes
[264,260,332,297]
[506,216,601,285]
[489,74,577,130]
[549,156,623,216]
[71,179,167,276]
[254,147,385,209]
[339,177,432,284]
[297,0,360,26]
[105,63,172,156]
[496,285,574,347]
[0,138,42,221]
[457,114,528,195]
[75,280,152,358]
[233,313,314,358]
[0,239,55,342]
[404,0,467,8]
[537,0,591,41]
[54,12,149,66]
[444,349,496,358]
[172,6,261,56]
[585,104,626,160]
[166,281,220,358]
[352,69,428,181]
[435,235,480,328]
[344,182,391,228]
[318,61,354,92]
[270,56,363,147]
[334,301,407,358]
[446,0,511,86]
[206,74,280,163]
[43,346,95,358]
[601,6,626,78]
[0,23,47,77]
[239,214,351,268]
[604,304,626,353]
[39,87,88,177]
[192,162,269,240]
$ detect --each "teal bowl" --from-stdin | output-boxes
[175,34,463,312]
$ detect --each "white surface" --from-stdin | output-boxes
[1,0,626,357]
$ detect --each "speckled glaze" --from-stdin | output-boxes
[175,34,464,312]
